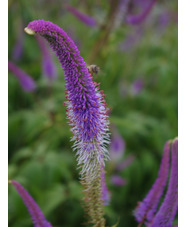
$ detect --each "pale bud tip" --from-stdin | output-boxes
[24,27,35,35]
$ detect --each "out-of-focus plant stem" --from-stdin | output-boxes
[87,0,121,64]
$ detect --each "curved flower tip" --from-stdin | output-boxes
[126,0,157,25]
[24,27,35,35]
[10,180,52,227]
[65,4,97,27]
[8,61,36,92]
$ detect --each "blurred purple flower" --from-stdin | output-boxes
[12,35,24,61]
[119,28,142,51]
[36,35,57,81]
[151,138,178,227]
[111,175,127,186]
[134,138,178,226]
[11,21,24,61]
[109,126,135,187]
[134,141,170,224]
[110,132,125,162]
[131,78,144,95]
[8,61,36,92]
[116,154,135,171]
[126,0,157,25]
[113,0,130,29]
[65,4,97,27]
[101,165,111,205]
[10,180,52,227]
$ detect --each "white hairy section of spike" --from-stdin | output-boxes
[65,89,110,181]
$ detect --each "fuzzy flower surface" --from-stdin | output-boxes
[8,61,36,92]
[10,180,52,227]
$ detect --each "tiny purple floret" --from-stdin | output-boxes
[8,61,36,92]
[10,180,52,227]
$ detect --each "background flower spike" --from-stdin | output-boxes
[126,0,157,25]
[36,35,57,81]
[151,138,178,227]
[9,180,52,227]
[134,141,171,224]
[65,4,97,27]
[8,61,36,92]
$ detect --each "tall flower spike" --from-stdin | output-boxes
[8,61,36,92]
[36,35,57,81]
[134,141,170,224]
[126,0,157,25]
[25,20,110,226]
[10,180,52,227]
[151,138,178,227]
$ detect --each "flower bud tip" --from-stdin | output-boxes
[24,27,35,35]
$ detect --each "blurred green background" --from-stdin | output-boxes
[8,0,178,226]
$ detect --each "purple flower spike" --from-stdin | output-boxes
[65,4,97,27]
[25,20,110,225]
[36,35,57,81]
[8,61,36,92]
[134,141,170,224]
[24,19,110,182]
[151,138,178,227]
[10,180,52,227]
[126,0,157,25]
[111,175,127,186]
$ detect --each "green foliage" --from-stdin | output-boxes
[8,0,177,226]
